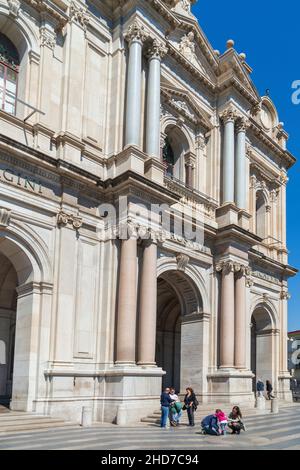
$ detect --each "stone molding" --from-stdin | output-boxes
[57,211,83,230]
[236,117,249,133]
[0,207,11,228]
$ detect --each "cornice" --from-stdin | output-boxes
[248,117,296,169]
[167,42,216,92]
[22,0,69,29]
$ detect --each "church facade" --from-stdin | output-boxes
[0,0,297,424]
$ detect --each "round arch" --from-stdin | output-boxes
[0,9,40,58]
[156,257,210,393]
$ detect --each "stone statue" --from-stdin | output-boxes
[179,31,196,64]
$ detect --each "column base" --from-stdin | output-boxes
[216,203,239,228]
[145,157,165,185]
[277,373,293,402]
[238,210,251,230]
[207,369,255,404]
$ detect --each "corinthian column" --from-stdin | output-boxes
[222,108,236,204]
[138,240,158,366]
[146,40,167,159]
[235,118,248,210]
[235,266,247,369]
[116,237,138,365]
[218,262,235,368]
[124,22,147,148]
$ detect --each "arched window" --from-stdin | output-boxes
[0,33,20,114]
[163,137,175,177]
[256,191,266,239]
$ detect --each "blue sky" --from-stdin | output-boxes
[192,0,299,331]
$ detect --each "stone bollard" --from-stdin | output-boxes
[271,398,279,414]
[116,404,128,426]
[255,396,266,411]
[81,406,92,427]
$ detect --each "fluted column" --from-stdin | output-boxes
[138,240,157,366]
[116,237,138,365]
[235,118,248,210]
[146,40,167,158]
[124,22,147,148]
[218,262,235,368]
[235,266,247,369]
[222,109,236,204]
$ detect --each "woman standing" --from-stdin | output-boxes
[184,387,198,427]
[228,406,245,435]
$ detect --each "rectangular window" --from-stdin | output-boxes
[0,62,17,114]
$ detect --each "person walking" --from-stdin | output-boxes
[160,387,173,428]
[266,380,275,400]
[184,387,198,427]
[256,379,265,398]
[228,406,245,435]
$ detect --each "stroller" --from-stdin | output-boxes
[201,414,220,435]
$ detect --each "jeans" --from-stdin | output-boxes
[220,422,227,435]
[257,391,264,398]
[187,406,195,426]
[161,406,169,428]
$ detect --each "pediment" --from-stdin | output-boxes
[161,83,212,129]
[218,50,260,103]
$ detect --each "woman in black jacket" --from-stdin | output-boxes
[266,380,275,400]
[184,387,198,427]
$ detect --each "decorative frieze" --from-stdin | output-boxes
[57,211,83,230]
[0,207,11,228]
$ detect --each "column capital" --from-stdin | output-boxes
[236,117,249,133]
[220,107,238,124]
[124,21,148,45]
[216,260,235,274]
[147,39,168,60]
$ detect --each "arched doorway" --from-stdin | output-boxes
[156,269,204,394]
[251,305,276,392]
[0,253,17,406]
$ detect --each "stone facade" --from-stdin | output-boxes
[0,0,297,424]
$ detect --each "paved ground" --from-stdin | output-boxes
[0,405,299,450]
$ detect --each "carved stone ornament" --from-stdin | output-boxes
[0,207,11,227]
[147,39,168,60]
[176,253,190,271]
[236,117,249,133]
[124,21,148,45]
[172,0,196,17]
[179,31,197,65]
[69,1,90,31]
[40,28,56,50]
[7,0,21,18]
[220,107,238,124]
[57,211,83,230]
[281,291,291,301]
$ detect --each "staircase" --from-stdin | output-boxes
[141,400,297,426]
[0,406,77,434]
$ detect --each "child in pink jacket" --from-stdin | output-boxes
[215,409,228,435]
